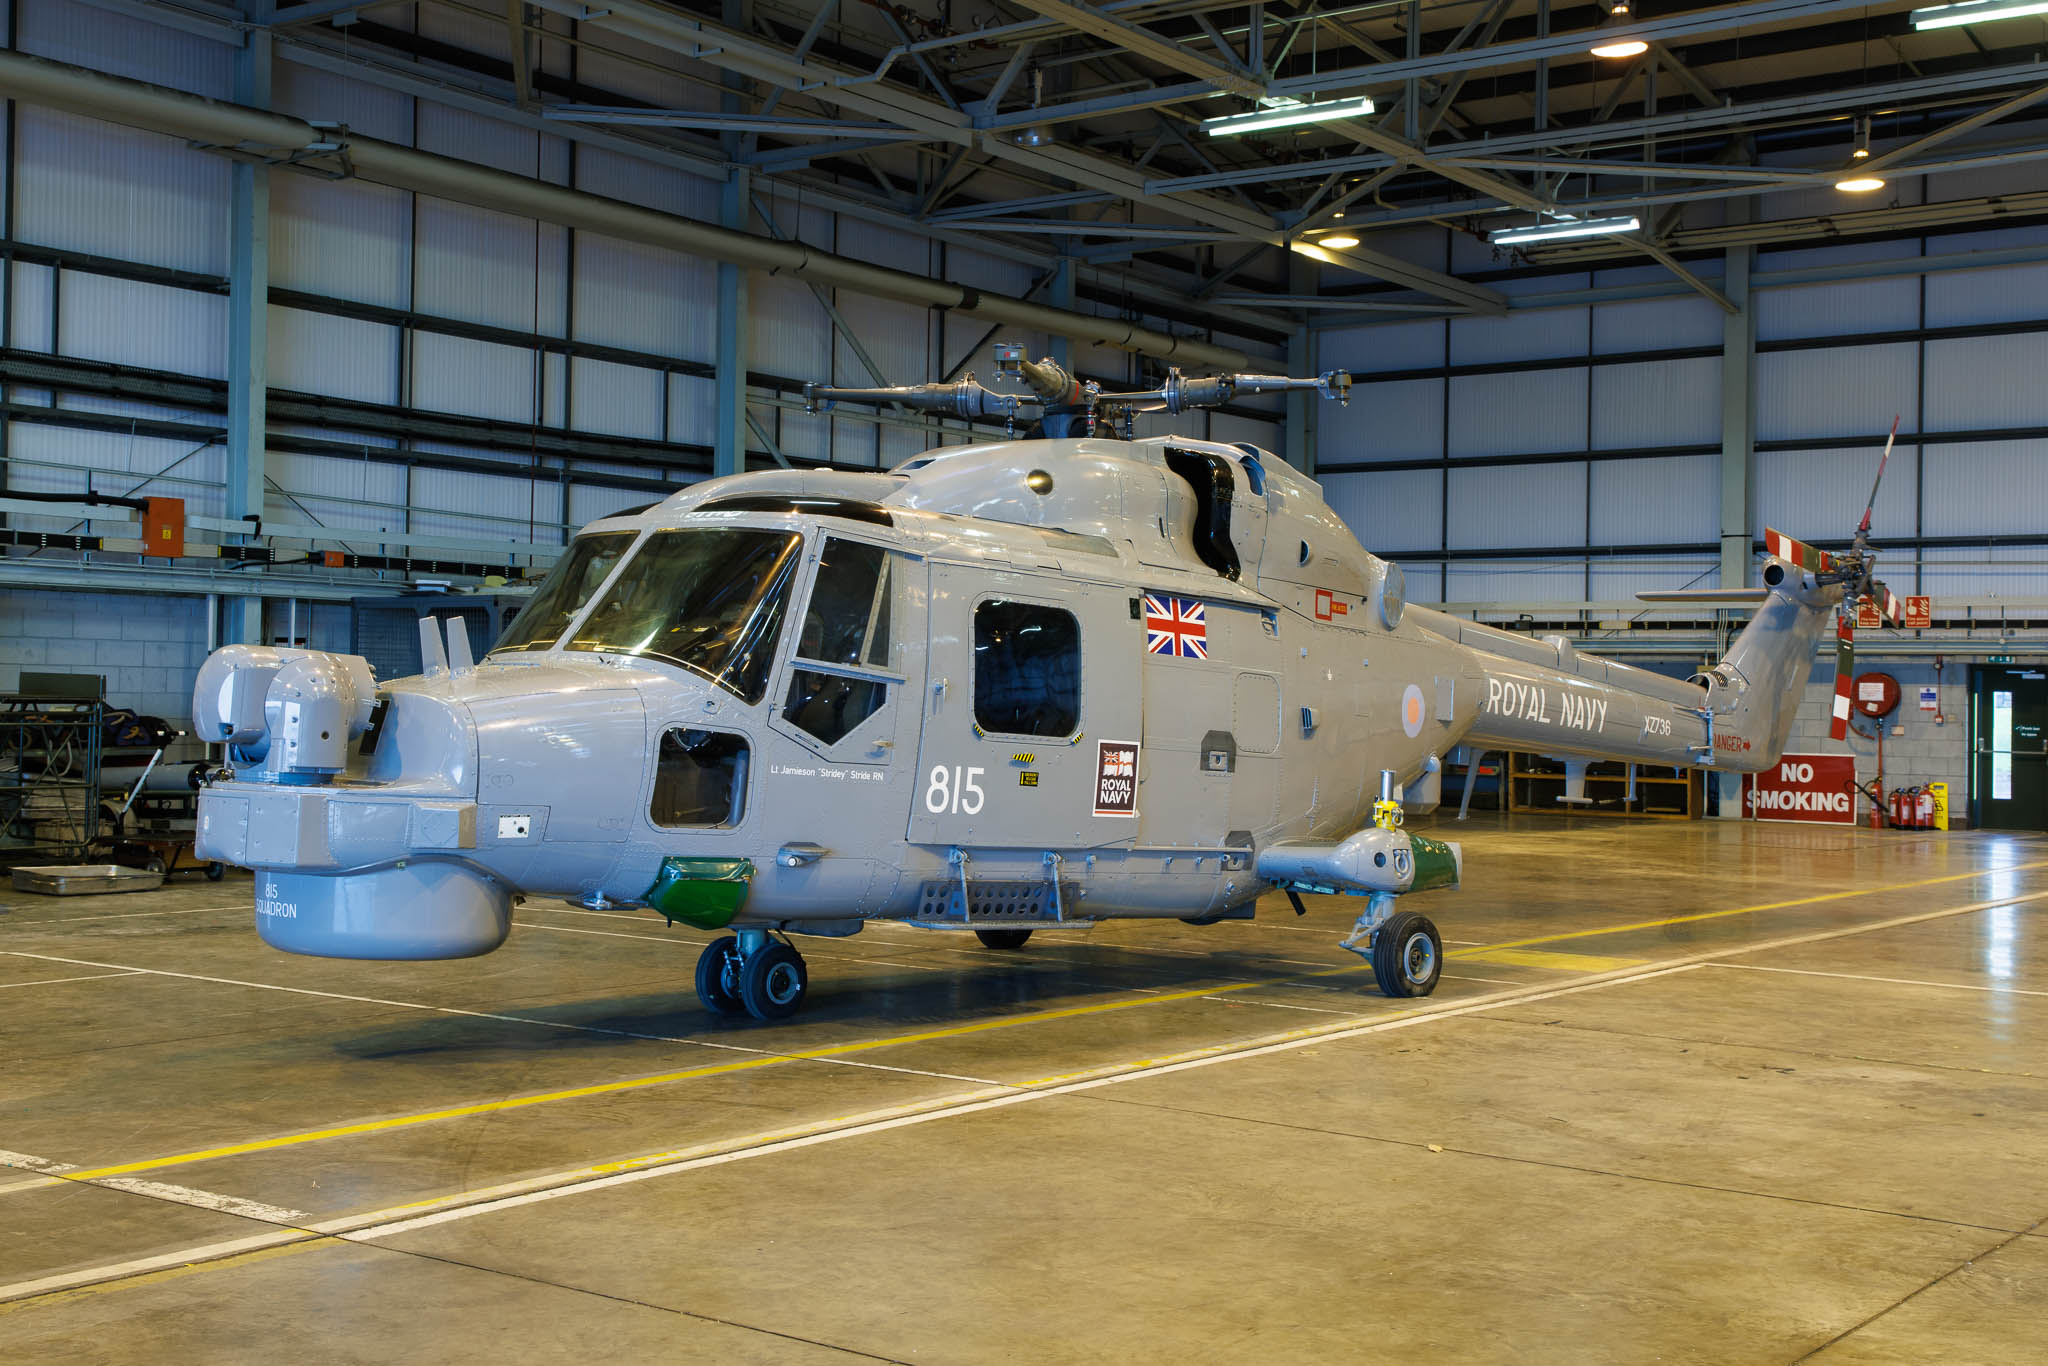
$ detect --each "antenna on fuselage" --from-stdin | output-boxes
[418,616,450,679]
[445,616,476,677]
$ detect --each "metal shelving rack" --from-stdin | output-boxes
[0,695,105,864]
[1507,754,1702,820]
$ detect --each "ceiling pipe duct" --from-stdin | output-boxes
[0,50,1251,372]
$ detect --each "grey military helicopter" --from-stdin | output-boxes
[192,343,1862,1022]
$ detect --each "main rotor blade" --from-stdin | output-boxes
[1857,415,1902,536]
[1636,589,1771,604]
[1829,615,1855,742]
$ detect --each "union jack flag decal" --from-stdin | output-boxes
[1143,593,1207,658]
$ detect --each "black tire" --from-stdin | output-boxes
[694,936,746,1016]
[144,856,167,876]
[1372,911,1443,998]
[974,928,1033,950]
[205,862,227,882]
[739,941,808,1021]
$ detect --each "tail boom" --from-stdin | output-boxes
[1432,557,1841,775]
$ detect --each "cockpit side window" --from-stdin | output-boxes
[650,729,749,827]
[973,600,1080,738]
[783,538,895,746]
[795,538,892,668]
[492,531,636,653]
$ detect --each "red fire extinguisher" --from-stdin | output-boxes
[1916,788,1935,827]
[1889,789,1908,829]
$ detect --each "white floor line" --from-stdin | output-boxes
[91,1178,309,1225]
[0,950,770,1056]
[0,962,1717,1312]
[0,1231,305,1303]
[345,963,1715,1245]
[1707,962,2048,998]
[1198,995,1358,1015]
[0,1177,62,1196]
[0,949,988,1088]
[10,905,243,926]
[0,970,145,991]
[10,886,2046,1308]
[0,1149,75,1174]
[265,887,2048,1250]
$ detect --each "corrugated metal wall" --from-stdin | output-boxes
[1319,225,2048,608]
[2,0,1144,575]
[7,0,2046,628]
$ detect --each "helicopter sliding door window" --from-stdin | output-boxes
[973,600,1080,738]
[783,538,896,746]
[492,531,637,653]
[650,728,750,827]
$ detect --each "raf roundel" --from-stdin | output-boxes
[1400,683,1427,738]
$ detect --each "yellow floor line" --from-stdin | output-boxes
[20,857,2048,1186]
[1445,858,2048,958]
[12,883,2048,1312]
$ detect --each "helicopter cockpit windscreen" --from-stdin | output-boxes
[493,531,637,653]
[563,527,803,703]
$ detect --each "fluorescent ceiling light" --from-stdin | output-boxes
[1487,215,1641,245]
[1835,175,1887,192]
[1319,234,1361,248]
[1910,0,2048,28]
[1204,96,1376,137]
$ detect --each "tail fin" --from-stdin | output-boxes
[1692,558,1843,771]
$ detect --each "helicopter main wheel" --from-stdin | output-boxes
[974,928,1032,950]
[694,935,746,1016]
[739,941,808,1021]
[1372,911,1443,999]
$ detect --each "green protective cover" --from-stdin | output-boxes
[644,856,756,929]
[1407,835,1460,893]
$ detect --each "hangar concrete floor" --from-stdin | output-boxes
[2,814,2044,1364]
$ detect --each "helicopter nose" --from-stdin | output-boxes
[467,673,650,857]
[197,659,659,961]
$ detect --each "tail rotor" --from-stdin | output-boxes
[1763,415,1905,741]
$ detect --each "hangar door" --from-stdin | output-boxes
[1972,665,2047,830]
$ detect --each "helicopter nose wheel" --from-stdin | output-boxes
[696,930,810,1021]
[740,941,809,1020]
[1371,911,1442,998]
[694,935,745,1016]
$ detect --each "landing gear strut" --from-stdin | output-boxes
[1338,893,1444,998]
[695,929,809,1021]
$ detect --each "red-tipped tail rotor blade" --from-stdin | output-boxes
[1829,615,1855,742]
[1764,527,1833,573]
